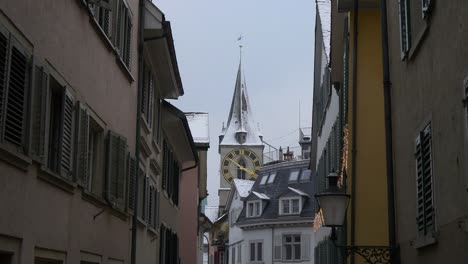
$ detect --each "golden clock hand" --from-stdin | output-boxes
[226,158,257,177]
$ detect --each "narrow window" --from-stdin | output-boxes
[267,172,276,184]
[47,78,65,173]
[415,123,435,236]
[249,243,255,261]
[292,199,300,214]
[259,174,268,185]
[237,244,241,263]
[257,242,263,261]
[283,235,301,261]
[231,247,236,264]
[87,117,104,191]
[237,158,246,179]
[282,200,290,214]
[248,202,254,217]
[399,0,411,58]
[289,170,300,182]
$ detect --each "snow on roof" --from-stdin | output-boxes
[220,60,263,146]
[185,112,210,144]
[252,191,270,200]
[288,187,310,197]
[317,0,331,62]
[204,206,219,223]
[233,179,255,198]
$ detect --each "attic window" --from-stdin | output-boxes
[259,175,268,185]
[267,172,276,184]
[300,170,311,181]
[289,170,300,182]
[279,197,302,215]
[247,201,262,218]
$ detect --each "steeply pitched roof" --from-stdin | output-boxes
[220,57,263,146]
[236,159,315,226]
[233,179,255,198]
[185,112,210,146]
[316,0,331,62]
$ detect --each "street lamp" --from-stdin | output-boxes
[314,173,393,264]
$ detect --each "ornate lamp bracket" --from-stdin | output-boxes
[337,245,392,264]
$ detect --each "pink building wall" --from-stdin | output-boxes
[179,164,199,264]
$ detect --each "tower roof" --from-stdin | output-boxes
[220,53,263,146]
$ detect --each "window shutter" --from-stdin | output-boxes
[74,102,89,187]
[274,235,282,260]
[106,130,127,208]
[141,64,147,116]
[148,74,153,127]
[415,124,434,236]
[30,64,49,162]
[314,246,319,264]
[399,0,411,58]
[0,27,9,141]
[155,190,160,227]
[319,241,327,264]
[301,234,311,260]
[4,41,30,149]
[60,90,75,179]
[127,154,136,210]
[148,185,154,226]
[124,13,132,67]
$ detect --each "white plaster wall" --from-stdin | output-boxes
[316,88,340,168]
[229,192,245,246]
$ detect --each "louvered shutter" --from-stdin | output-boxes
[155,190,160,227]
[0,27,8,141]
[326,239,338,264]
[415,124,434,236]
[301,234,311,260]
[148,74,153,127]
[149,185,154,226]
[124,12,132,67]
[274,235,282,260]
[127,154,136,210]
[399,0,411,58]
[314,246,319,264]
[4,40,30,149]
[106,130,127,208]
[319,241,327,264]
[141,64,147,116]
[60,90,75,179]
[162,141,168,190]
[30,64,49,162]
[75,102,89,187]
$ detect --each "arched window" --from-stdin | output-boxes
[237,158,246,179]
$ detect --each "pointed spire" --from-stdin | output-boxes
[220,45,262,146]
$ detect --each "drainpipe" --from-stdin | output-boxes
[130,0,145,264]
[350,0,359,264]
[380,1,399,263]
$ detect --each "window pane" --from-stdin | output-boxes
[294,244,301,260]
[250,243,255,261]
[292,199,300,213]
[257,242,263,261]
[255,202,260,216]
[285,236,292,243]
[289,170,300,181]
[248,203,254,217]
[294,235,301,243]
[282,200,290,214]
[285,244,292,260]
[267,172,276,183]
[260,175,268,185]
[300,169,311,181]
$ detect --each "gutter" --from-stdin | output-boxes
[350,1,359,263]
[380,0,399,263]
[130,0,145,264]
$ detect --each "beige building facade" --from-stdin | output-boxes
[0,0,194,264]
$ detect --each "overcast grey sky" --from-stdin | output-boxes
[156,0,316,205]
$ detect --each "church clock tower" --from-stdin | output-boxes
[218,50,264,210]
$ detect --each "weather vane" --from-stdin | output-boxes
[238,34,243,58]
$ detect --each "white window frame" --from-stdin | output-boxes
[246,200,262,218]
[279,197,302,215]
[266,172,276,184]
[282,234,301,261]
[259,174,268,185]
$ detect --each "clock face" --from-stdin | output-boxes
[222,148,262,184]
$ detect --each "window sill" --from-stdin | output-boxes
[37,166,76,194]
[148,225,159,237]
[81,190,108,207]
[115,55,135,83]
[0,143,32,171]
[412,232,437,249]
[137,216,148,227]
[151,139,161,154]
[141,117,152,135]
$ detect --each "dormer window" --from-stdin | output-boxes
[289,170,300,182]
[236,131,247,144]
[279,197,302,215]
[247,200,262,218]
[259,172,276,185]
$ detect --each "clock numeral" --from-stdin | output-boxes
[223,160,229,166]
[223,166,229,170]
[239,149,245,155]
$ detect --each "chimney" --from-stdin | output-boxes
[279,147,283,161]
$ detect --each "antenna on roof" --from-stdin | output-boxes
[238,34,243,62]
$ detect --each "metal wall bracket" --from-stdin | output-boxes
[337,245,392,264]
